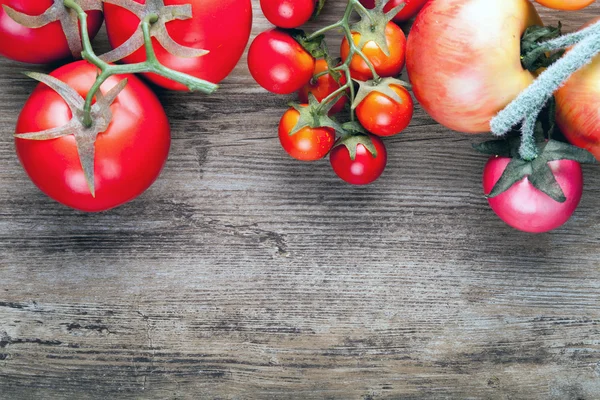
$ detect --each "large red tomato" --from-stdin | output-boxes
[104,0,252,90]
[0,0,103,64]
[556,18,600,160]
[406,0,542,133]
[359,0,429,22]
[483,157,583,233]
[15,61,171,212]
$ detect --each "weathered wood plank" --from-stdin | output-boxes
[0,1,599,399]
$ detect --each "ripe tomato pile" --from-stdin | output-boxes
[249,0,427,185]
[249,0,599,233]
[1,0,252,212]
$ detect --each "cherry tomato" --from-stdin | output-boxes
[279,107,335,161]
[104,0,252,90]
[340,22,406,81]
[330,136,387,185]
[249,29,315,94]
[359,0,429,22]
[483,156,583,233]
[406,0,542,133]
[356,84,413,136]
[535,0,595,10]
[298,59,347,115]
[260,0,315,29]
[15,61,171,212]
[0,0,103,64]
[556,18,600,160]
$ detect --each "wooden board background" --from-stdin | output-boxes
[1,1,599,399]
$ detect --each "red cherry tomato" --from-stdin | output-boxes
[298,59,347,115]
[260,0,315,28]
[483,156,584,233]
[535,0,595,10]
[248,29,315,94]
[104,0,252,90]
[330,136,387,185]
[340,21,406,81]
[556,18,600,160]
[279,106,335,161]
[15,61,171,212]
[359,0,429,22]
[0,0,103,64]
[356,84,413,136]
[406,0,542,133]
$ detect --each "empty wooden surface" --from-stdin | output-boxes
[1,1,599,399]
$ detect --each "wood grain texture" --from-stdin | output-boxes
[1,1,600,399]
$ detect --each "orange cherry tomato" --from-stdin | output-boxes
[356,84,414,137]
[278,107,335,161]
[534,0,595,10]
[298,59,347,115]
[340,22,406,81]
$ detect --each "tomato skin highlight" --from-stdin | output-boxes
[356,84,413,137]
[330,136,387,185]
[535,0,595,10]
[15,61,171,212]
[406,0,542,133]
[556,18,600,161]
[279,107,335,161]
[359,0,429,22]
[104,0,252,90]
[260,0,315,29]
[483,157,583,233]
[298,59,347,115]
[340,22,406,81]
[249,29,315,94]
[0,0,103,64]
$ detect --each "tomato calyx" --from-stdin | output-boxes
[521,23,564,72]
[100,0,209,63]
[333,123,378,161]
[351,77,410,109]
[288,94,344,135]
[2,0,102,59]
[314,0,327,19]
[350,0,404,58]
[14,71,128,197]
[475,132,595,203]
[289,29,327,60]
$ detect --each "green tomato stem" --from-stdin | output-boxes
[304,0,380,121]
[63,0,218,129]
[491,23,600,139]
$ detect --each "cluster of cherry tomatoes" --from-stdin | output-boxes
[0,0,252,212]
[248,0,428,185]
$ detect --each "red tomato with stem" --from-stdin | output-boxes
[104,0,252,90]
[341,21,406,81]
[406,0,542,133]
[298,59,347,115]
[356,84,413,136]
[359,0,429,23]
[556,18,600,160]
[279,107,335,161]
[0,0,103,64]
[483,156,583,233]
[535,0,595,10]
[260,0,315,29]
[249,29,315,94]
[330,136,387,185]
[15,61,171,212]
